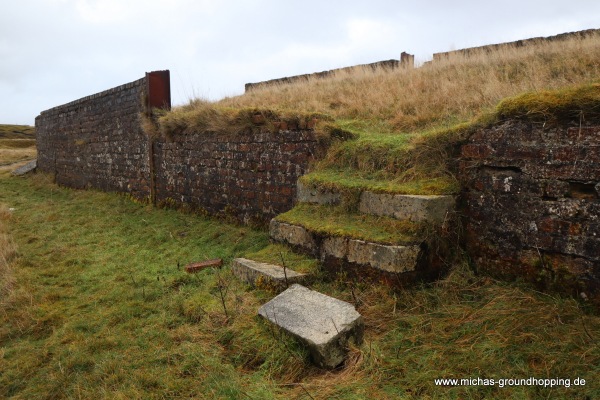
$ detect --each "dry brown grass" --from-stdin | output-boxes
[217,34,600,133]
[0,205,17,305]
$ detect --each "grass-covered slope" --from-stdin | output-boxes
[0,124,35,139]
[158,34,600,201]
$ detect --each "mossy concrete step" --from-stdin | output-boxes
[270,219,422,274]
[258,284,364,369]
[231,258,307,288]
[359,192,454,223]
[297,180,341,205]
[297,181,455,223]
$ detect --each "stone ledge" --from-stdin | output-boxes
[322,237,421,273]
[359,192,455,223]
[258,284,363,368]
[231,258,306,287]
[269,219,318,255]
[321,237,421,273]
[270,220,422,273]
[296,181,341,205]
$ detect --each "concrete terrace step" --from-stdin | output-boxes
[297,180,455,223]
[270,219,422,274]
[258,284,363,369]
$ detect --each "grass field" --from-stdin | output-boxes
[0,125,35,139]
[0,126,36,171]
[1,157,598,399]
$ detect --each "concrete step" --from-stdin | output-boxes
[258,284,363,369]
[270,219,422,274]
[297,180,455,223]
[231,258,307,288]
[359,192,454,223]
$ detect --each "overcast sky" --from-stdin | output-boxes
[1,0,599,125]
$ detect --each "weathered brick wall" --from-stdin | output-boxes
[460,120,600,306]
[35,77,152,199]
[36,73,322,224]
[153,130,321,224]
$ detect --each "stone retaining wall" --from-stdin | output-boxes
[36,72,323,224]
[460,120,600,307]
[153,130,321,223]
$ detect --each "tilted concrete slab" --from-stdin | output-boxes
[296,180,341,205]
[258,284,364,368]
[269,219,318,255]
[359,192,455,223]
[231,258,306,288]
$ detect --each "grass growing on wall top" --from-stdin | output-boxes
[0,173,598,398]
[156,99,334,138]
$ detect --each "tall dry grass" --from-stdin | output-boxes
[0,205,17,304]
[217,34,600,132]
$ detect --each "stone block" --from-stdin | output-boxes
[359,192,455,223]
[321,236,349,259]
[346,240,420,273]
[296,181,341,205]
[269,219,317,254]
[231,258,306,287]
[11,159,37,176]
[258,284,363,368]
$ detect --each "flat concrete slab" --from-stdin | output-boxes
[11,159,37,176]
[258,284,363,368]
[359,192,455,223]
[297,181,341,205]
[231,258,306,288]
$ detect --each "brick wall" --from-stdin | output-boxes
[35,76,152,199]
[460,120,600,306]
[153,130,320,224]
[35,72,322,224]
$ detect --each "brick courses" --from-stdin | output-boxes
[460,120,600,307]
[35,73,322,225]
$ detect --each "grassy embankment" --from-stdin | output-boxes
[1,34,600,398]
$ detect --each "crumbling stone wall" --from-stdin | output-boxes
[460,120,600,306]
[35,77,152,199]
[153,130,321,224]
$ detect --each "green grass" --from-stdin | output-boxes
[300,169,458,197]
[0,124,35,139]
[1,174,599,398]
[275,203,424,245]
